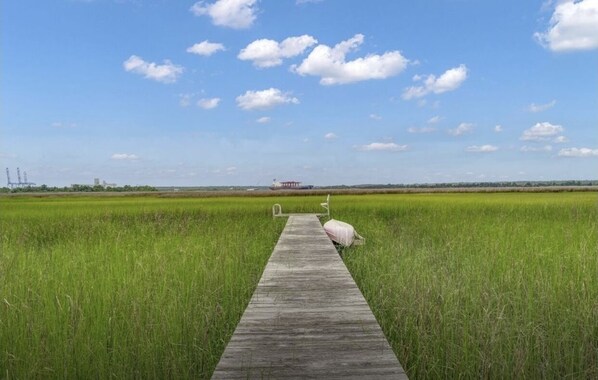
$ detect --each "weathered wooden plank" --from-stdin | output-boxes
[211,214,407,379]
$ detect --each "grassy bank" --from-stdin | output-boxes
[0,197,286,378]
[1,193,597,378]
[334,192,598,378]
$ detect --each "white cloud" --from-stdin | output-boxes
[236,88,299,110]
[357,142,408,152]
[521,145,553,152]
[123,55,183,83]
[448,122,474,136]
[558,147,598,157]
[535,0,598,52]
[529,99,557,112]
[427,115,442,124]
[324,132,337,140]
[187,40,225,56]
[521,122,564,141]
[197,97,221,109]
[111,153,139,160]
[402,64,468,100]
[292,34,409,85]
[190,0,257,29]
[402,86,427,100]
[238,35,317,68]
[369,113,382,120]
[494,125,503,132]
[256,116,271,124]
[466,145,499,153]
[541,0,556,12]
[553,135,568,143]
[407,126,436,133]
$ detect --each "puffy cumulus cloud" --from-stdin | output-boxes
[197,97,221,109]
[324,132,338,140]
[427,115,442,124]
[236,88,299,110]
[448,122,474,136]
[190,0,257,29]
[520,122,564,141]
[465,145,499,153]
[558,147,598,157]
[256,116,271,124]
[238,35,317,68]
[292,34,409,85]
[123,55,183,83]
[356,142,408,152]
[111,153,139,160]
[529,99,556,112]
[187,40,225,56]
[494,125,504,132]
[403,65,468,100]
[521,145,553,152]
[535,0,598,52]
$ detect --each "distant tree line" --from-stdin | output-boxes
[2,180,596,194]
[319,180,598,190]
[0,184,158,193]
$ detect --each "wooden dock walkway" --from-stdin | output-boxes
[212,214,407,379]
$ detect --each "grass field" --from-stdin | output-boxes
[0,197,287,378]
[334,193,598,378]
[1,192,597,378]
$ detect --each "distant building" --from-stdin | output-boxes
[102,180,117,188]
[71,178,117,189]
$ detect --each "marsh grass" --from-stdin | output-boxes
[1,193,597,378]
[0,197,286,378]
[337,193,598,378]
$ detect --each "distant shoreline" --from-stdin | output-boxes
[2,185,597,198]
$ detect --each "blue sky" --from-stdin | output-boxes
[2,0,597,187]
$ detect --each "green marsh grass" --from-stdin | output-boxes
[1,193,597,378]
[0,197,286,378]
[334,192,598,378]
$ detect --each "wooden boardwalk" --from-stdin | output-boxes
[212,214,407,379]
